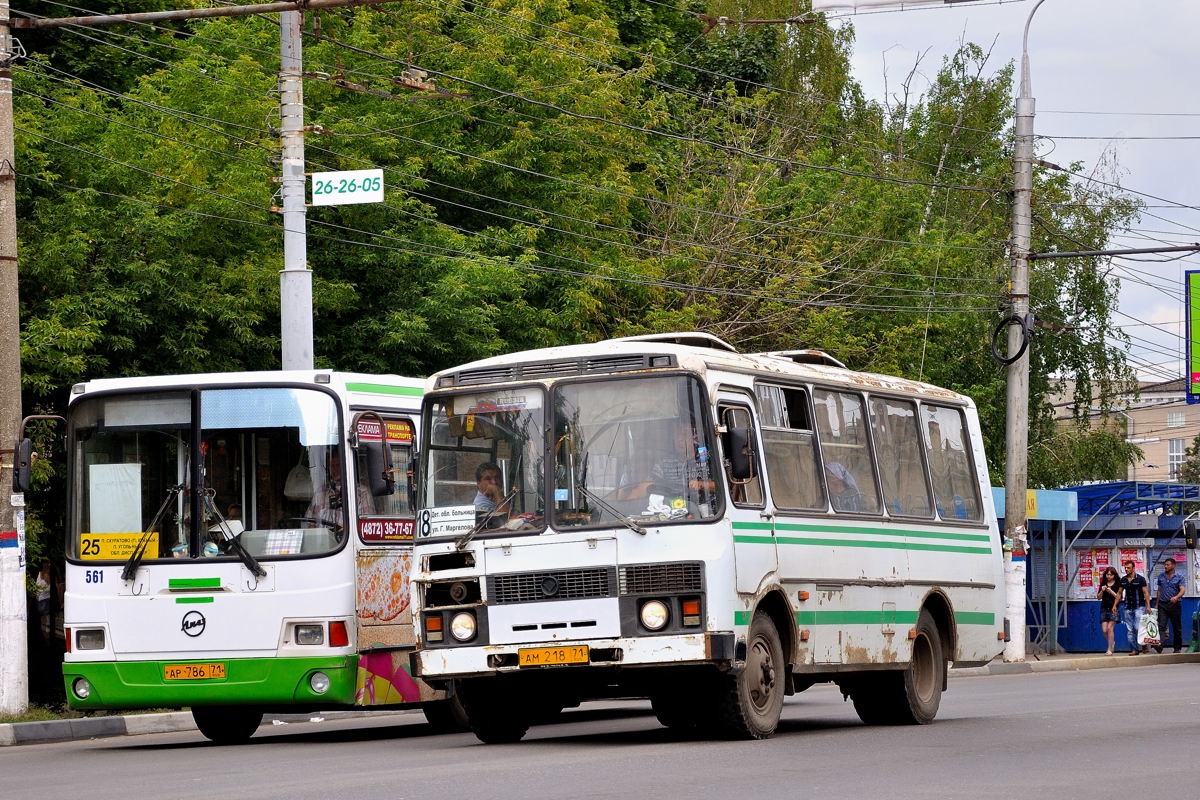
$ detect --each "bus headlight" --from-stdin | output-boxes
[639,600,669,631]
[309,672,331,694]
[295,624,324,645]
[76,629,105,650]
[73,678,92,700]
[450,612,477,642]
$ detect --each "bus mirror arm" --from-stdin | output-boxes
[727,426,755,482]
[407,458,419,512]
[352,411,396,497]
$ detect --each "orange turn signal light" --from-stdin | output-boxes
[682,600,701,616]
[329,621,349,648]
[800,630,810,642]
[425,616,443,632]
[797,591,810,601]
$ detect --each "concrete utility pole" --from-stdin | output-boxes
[279,10,312,371]
[0,0,29,716]
[1002,0,1048,663]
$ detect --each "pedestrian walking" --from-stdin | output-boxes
[1118,560,1151,655]
[1096,566,1122,655]
[1152,558,1186,653]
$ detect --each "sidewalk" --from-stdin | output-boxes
[3,651,1198,746]
[950,648,1200,676]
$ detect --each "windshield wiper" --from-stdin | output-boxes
[121,484,184,581]
[203,491,266,579]
[455,486,519,551]
[573,482,646,536]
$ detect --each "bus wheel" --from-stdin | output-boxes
[192,707,263,744]
[851,609,944,725]
[459,679,530,744]
[651,690,700,731]
[715,610,785,739]
[422,687,471,734]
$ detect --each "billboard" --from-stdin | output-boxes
[1188,270,1200,403]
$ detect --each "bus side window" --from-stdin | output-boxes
[813,389,882,515]
[869,396,933,518]
[921,405,982,521]
[719,405,763,506]
[754,384,825,511]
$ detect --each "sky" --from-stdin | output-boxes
[823,0,1200,383]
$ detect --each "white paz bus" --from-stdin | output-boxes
[53,370,466,742]
[411,333,1005,742]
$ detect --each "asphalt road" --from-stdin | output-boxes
[5,664,1198,800]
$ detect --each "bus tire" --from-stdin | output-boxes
[650,690,701,731]
[714,610,785,739]
[192,706,263,744]
[459,679,530,744]
[422,688,471,734]
[851,609,944,725]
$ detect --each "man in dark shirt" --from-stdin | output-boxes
[1152,558,1187,653]
[1118,560,1151,655]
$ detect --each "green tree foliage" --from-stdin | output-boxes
[13,1,1143,523]
[1178,434,1200,485]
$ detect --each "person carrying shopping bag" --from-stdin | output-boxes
[1118,560,1151,655]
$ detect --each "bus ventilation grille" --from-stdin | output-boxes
[440,355,674,387]
[488,567,616,604]
[618,562,704,595]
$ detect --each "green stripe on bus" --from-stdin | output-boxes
[734,520,992,543]
[735,610,995,627]
[63,656,361,709]
[734,534,991,555]
[175,596,214,604]
[345,382,424,397]
[168,578,221,589]
[735,610,920,626]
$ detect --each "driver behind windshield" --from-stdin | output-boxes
[617,421,716,507]
[473,461,511,528]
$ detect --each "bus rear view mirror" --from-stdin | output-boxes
[363,440,395,497]
[13,438,33,492]
[727,426,755,482]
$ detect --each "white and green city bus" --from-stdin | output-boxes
[410,333,1005,742]
[56,370,465,742]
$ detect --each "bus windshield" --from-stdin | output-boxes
[69,386,344,563]
[420,375,718,537]
[553,375,717,528]
[424,386,545,535]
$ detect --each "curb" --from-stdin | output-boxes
[950,650,1200,678]
[0,709,411,747]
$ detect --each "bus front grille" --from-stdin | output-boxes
[618,562,705,595]
[488,568,615,604]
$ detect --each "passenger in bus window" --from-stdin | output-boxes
[825,462,862,512]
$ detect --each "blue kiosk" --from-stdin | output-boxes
[1001,482,1200,653]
